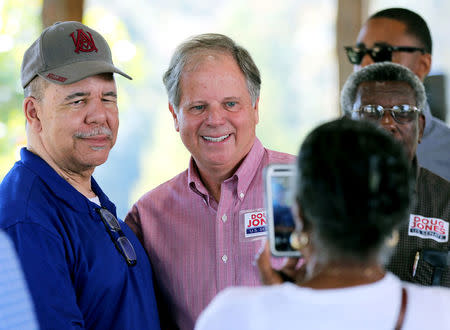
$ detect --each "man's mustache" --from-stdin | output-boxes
[74,126,113,139]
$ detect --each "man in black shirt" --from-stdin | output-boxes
[341,62,450,287]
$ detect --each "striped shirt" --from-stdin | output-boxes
[126,139,295,330]
[0,231,38,330]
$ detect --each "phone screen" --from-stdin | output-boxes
[264,164,300,257]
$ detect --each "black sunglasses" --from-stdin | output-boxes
[352,104,422,124]
[344,43,425,65]
[97,208,137,266]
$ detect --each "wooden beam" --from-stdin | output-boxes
[42,0,84,28]
[336,0,369,112]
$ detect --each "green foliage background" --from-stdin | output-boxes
[0,0,41,178]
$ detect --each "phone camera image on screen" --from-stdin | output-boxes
[264,163,300,257]
[271,176,296,252]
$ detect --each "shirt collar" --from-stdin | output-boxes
[20,148,116,215]
[234,138,265,196]
[187,159,208,197]
[421,102,432,137]
[412,156,419,176]
[187,138,264,200]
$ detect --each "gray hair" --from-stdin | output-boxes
[340,62,427,114]
[162,33,261,110]
[24,76,49,99]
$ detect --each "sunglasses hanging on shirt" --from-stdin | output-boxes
[97,207,137,266]
[344,43,426,65]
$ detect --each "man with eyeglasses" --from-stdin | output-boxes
[0,22,160,329]
[341,62,450,288]
[344,7,450,182]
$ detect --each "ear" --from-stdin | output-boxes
[253,97,260,124]
[418,113,425,143]
[23,97,42,132]
[168,103,180,132]
[416,53,432,81]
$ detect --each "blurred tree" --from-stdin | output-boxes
[0,0,41,180]
[1,0,84,181]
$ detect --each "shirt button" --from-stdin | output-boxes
[222,255,228,263]
[222,214,227,223]
[239,192,244,199]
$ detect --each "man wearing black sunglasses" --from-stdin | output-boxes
[341,62,450,288]
[0,22,160,329]
[344,7,450,182]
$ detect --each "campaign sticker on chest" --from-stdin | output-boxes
[408,214,449,243]
[240,209,267,240]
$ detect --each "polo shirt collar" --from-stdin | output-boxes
[187,138,264,199]
[20,148,116,215]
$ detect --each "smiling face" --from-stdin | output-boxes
[355,18,431,80]
[27,75,119,174]
[353,80,424,161]
[170,52,259,178]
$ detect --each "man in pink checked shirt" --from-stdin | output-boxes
[125,33,295,330]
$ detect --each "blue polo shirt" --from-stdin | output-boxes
[0,148,160,329]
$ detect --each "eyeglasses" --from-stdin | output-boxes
[344,43,426,65]
[352,105,422,124]
[97,208,137,266]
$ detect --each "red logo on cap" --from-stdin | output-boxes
[70,29,98,53]
[46,73,67,82]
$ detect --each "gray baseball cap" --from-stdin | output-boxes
[21,21,132,88]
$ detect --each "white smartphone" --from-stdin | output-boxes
[264,163,301,257]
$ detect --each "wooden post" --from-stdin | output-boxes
[41,0,84,28]
[336,0,368,112]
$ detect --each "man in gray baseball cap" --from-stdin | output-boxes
[21,20,131,88]
[0,21,160,329]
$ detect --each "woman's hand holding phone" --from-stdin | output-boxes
[256,241,306,285]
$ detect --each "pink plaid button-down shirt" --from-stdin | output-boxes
[125,139,295,330]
